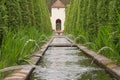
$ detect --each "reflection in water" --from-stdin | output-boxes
[31,47,114,80]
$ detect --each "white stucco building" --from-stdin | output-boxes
[51,0,65,31]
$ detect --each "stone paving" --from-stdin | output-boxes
[50,37,71,45]
[5,69,32,80]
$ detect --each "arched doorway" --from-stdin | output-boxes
[56,19,61,31]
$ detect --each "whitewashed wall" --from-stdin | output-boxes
[51,8,65,31]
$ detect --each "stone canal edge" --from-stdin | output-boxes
[4,36,120,80]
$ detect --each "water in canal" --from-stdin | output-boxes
[30,46,116,80]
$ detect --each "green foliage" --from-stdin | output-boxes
[108,0,118,27]
[0,0,52,79]
[0,27,51,79]
[65,0,120,63]
[0,1,7,27]
[97,0,109,26]
[19,0,31,27]
[27,0,36,26]
[116,0,120,14]
[0,1,8,46]
[0,27,47,67]
[0,0,52,45]
[37,0,52,32]
[5,0,22,29]
[87,0,98,40]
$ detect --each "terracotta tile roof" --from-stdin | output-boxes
[51,0,65,8]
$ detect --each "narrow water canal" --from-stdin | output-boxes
[30,37,116,80]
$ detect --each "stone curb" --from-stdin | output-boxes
[65,36,120,80]
[4,37,54,80]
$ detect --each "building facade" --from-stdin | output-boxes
[51,0,65,31]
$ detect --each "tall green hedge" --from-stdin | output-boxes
[65,0,120,63]
[0,0,52,45]
[27,0,36,26]
[0,0,7,46]
[0,0,7,27]
[6,0,22,29]
[0,0,52,78]
[19,0,31,27]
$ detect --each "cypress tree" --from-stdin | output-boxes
[0,0,7,27]
[0,0,8,46]
[79,0,85,29]
[116,0,120,14]
[64,4,70,33]
[27,0,36,26]
[97,0,109,27]
[82,0,89,29]
[33,0,42,28]
[68,0,75,34]
[5,0,22,30]
[74,0,81,35]
[108,0,118,27]
[19,0,31,27]
[45,0,52,33]
[76,0,82,34]
[71,0,78,34]
[40,0,52,33]
[33,0,52,33]
[86,0,98,40]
